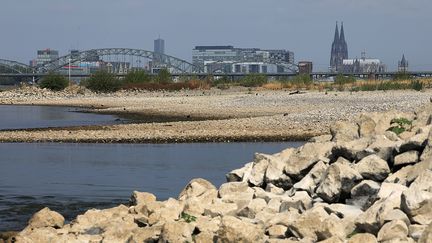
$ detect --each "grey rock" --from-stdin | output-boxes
[401,189,432,225]
[394,151,420,167]
[331,121,360,142]
[354,154,390,181]
[293,161,328,195]
[377,220,409,242]
[316,162,363,203]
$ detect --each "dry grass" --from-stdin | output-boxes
[260,78,432,92]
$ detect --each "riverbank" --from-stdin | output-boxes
[1,85,431,143]
[11,103,432,242]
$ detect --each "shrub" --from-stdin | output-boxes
[155,68,172,84]
[291,74,313,86]
[240,73,267,87]
[124,70,152,84]
[388,117,412,135]
[83,70,122,93]
[393,71,412,81]
[411,80,423,91]
[39,73,69,91]
[335,74,356,85]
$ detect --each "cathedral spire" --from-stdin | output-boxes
[340,22,346,43]
[333,22,340,44]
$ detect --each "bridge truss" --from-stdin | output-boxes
[36,48,201,74]
[0,59,32,73]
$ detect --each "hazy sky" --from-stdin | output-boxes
[1,0,431,71]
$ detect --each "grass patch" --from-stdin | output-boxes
[180,212,197,223]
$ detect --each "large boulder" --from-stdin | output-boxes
[248,153,271,186]
[347,233,377,243]
[203,199,238,218]
[419,222,432,243]
[264,155,293,190]
[316,162,363,203]
[130,191,157,206]
[355,192,402,234]
[226,162,253,182]
[357,114,377,138]
[401,189,432,225]
[284,142,334,181]
[237,198,267,219]
[216,216,265,243]
[26,207,64,229]
[394,150,420,167]
[409,170,432,192]
[218,182,254,207]
[279,191,313,213]
[293,161,328,195]
[158,221,194,243]
[353,154,390,181]
[348,180,380,210]
[332,138,371,162]
[178,178,218,202]
[331,121,359,142]
[377,220,409,242]
[287,207,346,241]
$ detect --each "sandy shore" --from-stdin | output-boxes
[0,86,431,143]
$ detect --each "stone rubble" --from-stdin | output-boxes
[10,103,432,242]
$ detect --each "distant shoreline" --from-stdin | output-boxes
[0,86,430,143]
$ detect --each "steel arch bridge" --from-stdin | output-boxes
[0,59,32,73]
[36,48,201,74]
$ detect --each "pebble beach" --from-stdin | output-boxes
[0,86,431,143]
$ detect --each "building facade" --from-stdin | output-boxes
[192,45,294,73]
[342,53,386,73]
[36,49,59,67]
[154,38,165,55]
[398,54,409,72]
[330,22,348,72]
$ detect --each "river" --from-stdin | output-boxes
[0,105,303,231]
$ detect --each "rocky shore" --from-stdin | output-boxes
[0,86,432,143]
[6,103,432,242]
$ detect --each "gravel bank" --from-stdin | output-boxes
[0,86,431,143]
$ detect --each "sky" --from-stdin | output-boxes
[1,0,431,71]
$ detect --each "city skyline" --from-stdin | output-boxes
[1,0,431,71]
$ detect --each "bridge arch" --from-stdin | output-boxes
[37,48,202,74]
[0,59,32,73]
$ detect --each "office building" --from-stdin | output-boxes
[192,45,294,73]
[36,49,59,66]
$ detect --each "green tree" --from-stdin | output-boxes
[39,72,69,91]
[124,70,152,84]
[83,70,122,93]
[155,68,172,84]
[240,73,267,87]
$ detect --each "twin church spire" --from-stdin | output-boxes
[330,22,348,72]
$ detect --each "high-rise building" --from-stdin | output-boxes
[192,46,294,73]
[398,54,409,72]
[330,22,348,72]
[36,49,59,66]
[154,38,165,55]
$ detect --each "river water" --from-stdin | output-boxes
[0,142,303,231]
[0,105,304,231]
[0,105,124,130]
